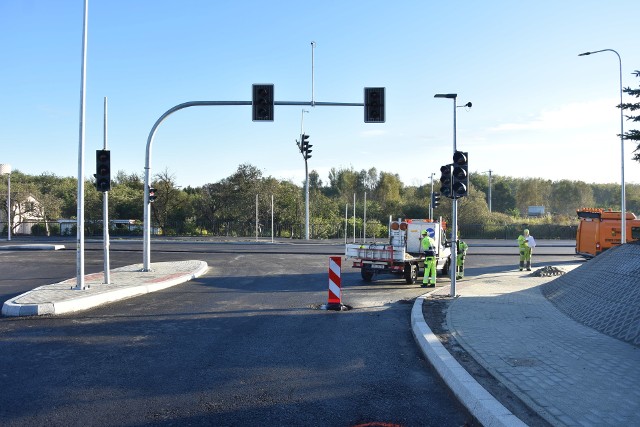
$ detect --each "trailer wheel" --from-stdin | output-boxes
[361,269,374,282]
[404,263,418,284]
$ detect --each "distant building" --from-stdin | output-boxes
[57,219,159,236]
[528,206,546,217]
[0,195,47,235]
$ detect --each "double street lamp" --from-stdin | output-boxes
[579,49,626,244]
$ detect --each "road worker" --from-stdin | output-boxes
[421,229,437,287]
[456,234,469,280]
[517,228,535,271]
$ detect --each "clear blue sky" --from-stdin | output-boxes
[1,0,639,188]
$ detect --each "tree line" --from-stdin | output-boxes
[1,163,640,239]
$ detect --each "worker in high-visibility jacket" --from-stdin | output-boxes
[421,229,437,287]
[517,228,534,271]
[456,236,469,280]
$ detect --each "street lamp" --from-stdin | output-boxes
[429,172,435,220]
[434,93,471,297]
[0,164,11,241]
[579,49,626,244]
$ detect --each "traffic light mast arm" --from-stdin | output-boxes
[143,87,386,271]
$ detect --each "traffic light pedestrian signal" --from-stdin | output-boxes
[95,149,111,192]
[452,151,469,198]
[432,192,441,209]
[252,84,274,121]
[148,186,157,203]
[364,87,385,123]
[300,134,312,160]
[439,164,452,199]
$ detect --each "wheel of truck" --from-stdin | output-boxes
[404,263,418,284]
[361,269,374,282]
[441,258,450,276]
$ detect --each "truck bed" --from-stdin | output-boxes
[345,243,421,262]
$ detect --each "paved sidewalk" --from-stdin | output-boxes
[412,265,640,426]
[2,260,208,317]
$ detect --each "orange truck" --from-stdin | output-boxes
[575,208,640,257]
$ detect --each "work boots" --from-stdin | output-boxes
[519,261,525,271]
[526,261,531,271]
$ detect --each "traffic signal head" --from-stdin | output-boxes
[252,84,274,121]
[439,164,452,199]
[432,192,441,209]
[95,149,111,192]
[148,186,157,203]
[452,151,469,198]
[300,134,312,160]
[364,87,385,123]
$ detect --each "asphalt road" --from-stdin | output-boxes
[0,239,580,426]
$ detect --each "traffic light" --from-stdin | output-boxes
[364,87,385,123]
[431,192,441,209]
[148,186,157,203]
[452,151,469,198]
[439,164,452,199]
[300,134,312,160]
[252,84,274,121]
[95,149,111,192]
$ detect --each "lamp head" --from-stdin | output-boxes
[434,93,457,99]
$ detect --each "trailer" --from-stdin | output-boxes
[345,218,451,284]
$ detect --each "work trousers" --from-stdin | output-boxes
[456,254,466,279]
[423,257,436,285]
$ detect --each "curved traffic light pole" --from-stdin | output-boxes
[142,100,367,271]
[143,101,249,271]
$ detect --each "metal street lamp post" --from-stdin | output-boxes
[434,93,459,297]
[579,49,626,244]
[298,109,311,240]
[429,172,435,220]
[0,164,11,241]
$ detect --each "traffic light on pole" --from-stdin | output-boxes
[364,87,385,123]
[148,186,157,203]
[95,149,111,192]
[439,164,453,199]
[432,192,441,209]
[252,84,274,121]
[301,134,312,160]
[452,151,469,198]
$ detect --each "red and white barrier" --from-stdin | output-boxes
[327,256,342,309]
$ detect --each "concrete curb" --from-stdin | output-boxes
[2,261,209,317]
[411,294,526,427]
[0,244,65,251]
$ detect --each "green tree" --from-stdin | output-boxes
[550,180,595,216]
[327,167,360,201]
[491,178,517,214]
[515,178,552,215]
[374,172,403,213]
[150,169,191,234]
[458,186,490,225]
[619,70,640,162]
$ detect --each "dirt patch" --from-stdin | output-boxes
[422,295,552,427]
